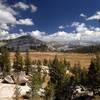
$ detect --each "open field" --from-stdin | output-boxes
[10,52,95,68]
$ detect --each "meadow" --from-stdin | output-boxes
[10,52,94,68]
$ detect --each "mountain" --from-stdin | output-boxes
[0,34,100,52]
[46,40,100,51]
[0,35,54,51]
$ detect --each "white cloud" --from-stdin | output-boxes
[70,22,100,41]
[0,24,10,30]
[14,2,38,13]
[0,1,37,29]
[0,3,17,15]
[80,13,87,18]
[41,31,79,42]
[71,22,80,27]
[14,2,29,10]
[0,1,17,26]
[18,18,34,25]
[30,30,46,38]
[30,4,37,13]
[0,1,37,40]
[87,11,100,20]
[0,4,100,44]
[1,23,100,43]
[0,9,17,24]
[0,30,9,36]
[58,25,65,29]
[19,29,24,32]
[40,22,100,42]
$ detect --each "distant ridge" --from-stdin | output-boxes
[1,35,54,51]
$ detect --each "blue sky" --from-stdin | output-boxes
[6,0,100,33]
[0,0,100,42]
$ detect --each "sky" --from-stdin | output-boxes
[0,0,100,42]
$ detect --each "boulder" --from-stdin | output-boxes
[37,88,45,97]
[0,83,30,99]
[13,71,28,84]
[3,75,14,84]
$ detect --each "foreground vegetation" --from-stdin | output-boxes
[0,48,100,100]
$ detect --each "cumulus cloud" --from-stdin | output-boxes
[1,22,100,43]
[80,13,87,18]
[70,22,100,42]
[0,2,17,15]
[86,11,100,20]
[0,1,100,44]
[18,18,34,25]
[71,22,80,27]
[0,30,46,40]
[14,2,38,13]
[30,30,46,38]
[40,22,100,42]
[0,1,36,40]
[0,24,10,30]
[40,31,80,42]
[58,25,65,29]
[0,1,35,32]
[14,2,29,10]
[30,4,37,13]
[0,30,28,40]
[0,1,18,32]
[0,9,17,24]
[0,2,17,25]
[0,30,9,36]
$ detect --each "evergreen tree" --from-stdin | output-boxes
[88,54,100,90]
[14,77,21,100]
[13,47,24,72]
[32,60,37,65]
[0,48,11,76]
[25,50,31,75]
[37,60,42,66]
[29,66,42,99]
[43,59,48,66]
[45,82,54,100]
[49,55,73,100]
[71,62,88,86]
[0,53,3,72]
[63,58,70,70]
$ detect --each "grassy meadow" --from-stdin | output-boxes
[10,52,94,68]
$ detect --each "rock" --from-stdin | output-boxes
[0,83,30,99]
[0,83,15,99]
[3,75,14,84]
[18,83,31,96]
[37,88,45,97]
[41,66,49,74]
[13,71,28,84]
[87,91,93,96]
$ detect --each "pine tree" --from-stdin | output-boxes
[0,53,3,72]
[45,82,54,100]
[49,55,73,100]
[14,76,21,100]
[29,66,42,99]
[0,48,11,76]
[88,54,100,90]
[37,60,42,66]
[43,59,48,66]
[13,47,24,72]
[25,50,31,75]
[63,58,70,70]
[32,60,37,65]
[71,62,88,86]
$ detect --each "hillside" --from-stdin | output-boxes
[1,35,53,51]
